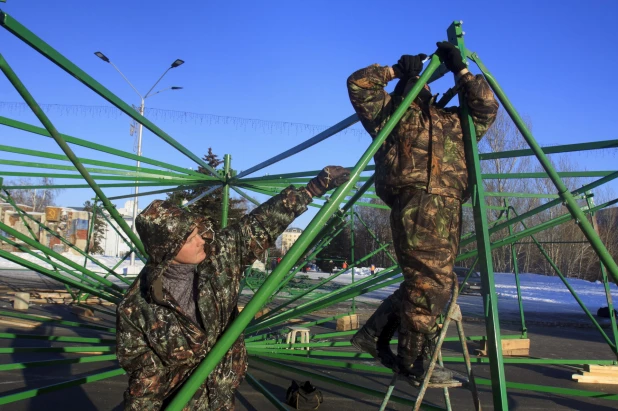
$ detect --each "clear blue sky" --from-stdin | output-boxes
[1,0,617,228]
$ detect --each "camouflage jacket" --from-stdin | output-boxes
[117,186,312,410]
[347,64,498,204]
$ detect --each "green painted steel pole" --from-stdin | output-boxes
[0,53,147,257]
[585,193,618,353]
[0,116,210,179]
[470,52,618,286]
[0,221,125,294]
[0,193,131,285]
[0,309,116,332]
[449,21,508,409]
[350,211,356,312]
[244,373,289,411]
[0,355,117,372]
[0,12,221,179]
[164,55,442,410]
[0,250,120,304]
[354,211,398,265]
[460,171,618,249]
[221,154,231,228]
[0,368,124,405]
[506,201,527,337]
[512,210,616,350]
[263,242,391,320]
[233,114,359,180]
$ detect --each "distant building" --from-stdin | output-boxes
[0,202,90,255]
[100,200,142,258]
[0,200,143,258]
[281,227,303,254]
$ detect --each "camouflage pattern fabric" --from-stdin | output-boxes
[117,186,312,410]
[347,63,497,357]
[391,188,461,334]
[347,64,498,205]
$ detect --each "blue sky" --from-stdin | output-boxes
[1,0,617,228]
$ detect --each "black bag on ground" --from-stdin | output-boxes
[285,380,323,410]
[597,306,618,318]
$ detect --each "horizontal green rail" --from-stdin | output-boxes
[0,310,116,333]
[0,346,114,354]
[0,116,209,179]
[0,332,116,344]
[0,250,120,304]
[250,356,442,410]
[0,12,222,178]
[252,352,618,401]
[0,355,117,371]
[0,143,198,179]
[0,368,124,405]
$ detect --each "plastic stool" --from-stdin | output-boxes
[286,326,310,350]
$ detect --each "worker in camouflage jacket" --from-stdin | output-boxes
[348,42,498,383]
[116,166,350,410]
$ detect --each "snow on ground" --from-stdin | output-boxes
[2,252,618,317]
[303,268,618,315]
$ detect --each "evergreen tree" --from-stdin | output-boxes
[82,200,106,254]
[166,148,248,230]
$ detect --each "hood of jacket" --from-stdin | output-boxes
[133,199,211,300]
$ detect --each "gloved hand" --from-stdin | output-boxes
[435,41,467,73]
[306,166,351,198]
[392,54,428,79]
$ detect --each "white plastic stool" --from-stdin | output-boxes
[286,326,310,350]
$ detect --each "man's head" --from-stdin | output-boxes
[136,200,214,266]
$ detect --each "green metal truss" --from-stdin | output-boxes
[0,12,617,411]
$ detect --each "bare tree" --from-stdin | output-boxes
[4,178,62,212]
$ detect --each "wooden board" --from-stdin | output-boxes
[477,338,530,357]
[584,365,618,372]
[572,374,618,384]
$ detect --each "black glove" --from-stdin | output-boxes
[392,54,428,79]
[435,41,467,73]
[306,166,351,198]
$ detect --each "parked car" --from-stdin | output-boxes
[453,266,482,294]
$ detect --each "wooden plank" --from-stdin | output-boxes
[585,364,618,372]
[578,371,618,377]
[477,338,530,357]
[572,374,618,384]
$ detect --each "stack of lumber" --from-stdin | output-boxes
[573,365,618,384]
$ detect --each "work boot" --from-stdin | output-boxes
[397,331,454,384]
[350,298,399,369]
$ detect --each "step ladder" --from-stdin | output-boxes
[379,277,481,411]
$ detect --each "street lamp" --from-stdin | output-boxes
[94,51,184,268]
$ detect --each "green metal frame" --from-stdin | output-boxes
[0,13,617,411]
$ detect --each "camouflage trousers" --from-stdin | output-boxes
[390,188,462,335]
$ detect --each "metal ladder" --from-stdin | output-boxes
[379,279,481,411]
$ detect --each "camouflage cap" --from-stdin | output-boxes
[136,200,213,265]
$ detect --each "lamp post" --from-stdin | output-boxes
[94,52,184,268]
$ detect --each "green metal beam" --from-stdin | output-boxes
[164,53,442,411]
[0,116,209,179]
[0,53,148,257]
[0,11,222,179]
[0,250,120,304]
[0,368,124,405]
[471,52,618,286]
